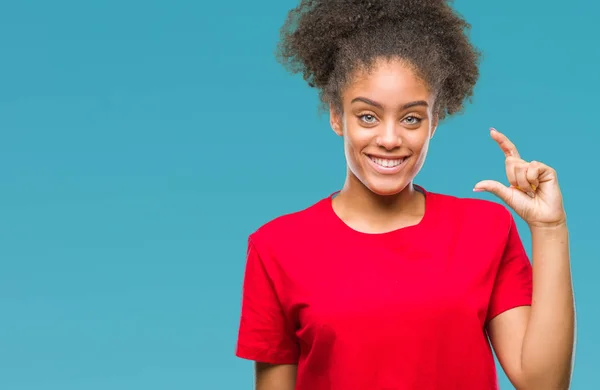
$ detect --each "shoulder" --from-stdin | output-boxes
[249,195,330,250]
[427,191,522,258]
[433,191,509,216]
[430,191,514,232]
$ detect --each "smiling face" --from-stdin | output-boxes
[330,57,438,196]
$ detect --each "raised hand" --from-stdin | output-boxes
[474,128,567,228]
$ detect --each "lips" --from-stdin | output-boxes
[368,156,406,168]
[366,154,410,174]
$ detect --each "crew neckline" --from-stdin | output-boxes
[324,185,435,238]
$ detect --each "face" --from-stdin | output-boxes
[330,58,438,196]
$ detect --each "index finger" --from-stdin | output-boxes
[490,128,520,159]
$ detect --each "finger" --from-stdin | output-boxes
[526,161,542,190]
[491,128,520,159]
[515,162,535,197]
[505,156,520,188]
[473,180,515,204]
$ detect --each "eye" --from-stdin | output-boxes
[403,116,422,125]
[359,114,378,124]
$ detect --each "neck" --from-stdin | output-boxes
[332,173,425,232]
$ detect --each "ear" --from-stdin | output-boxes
[329,104,343,137]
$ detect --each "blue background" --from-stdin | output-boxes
[1,0,597,388]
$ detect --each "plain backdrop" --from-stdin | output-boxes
[1,0,598,388]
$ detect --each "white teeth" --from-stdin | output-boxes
[370,156,405,168]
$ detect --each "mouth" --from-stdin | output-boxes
[366,154,409,174]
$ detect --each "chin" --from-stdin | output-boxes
[364,179,410,197]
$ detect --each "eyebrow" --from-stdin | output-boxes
[350,97,429,110]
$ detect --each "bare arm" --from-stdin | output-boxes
[475,130,575,389]
[255,363,297,390]
[489,223,575,389]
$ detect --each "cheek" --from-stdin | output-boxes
[410,134,431,167]
[342,127,371,171]
[344,125,371,151]
[405,129,430,152]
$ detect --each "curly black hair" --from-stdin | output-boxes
[276,0,481,120]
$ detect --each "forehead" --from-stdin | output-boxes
[343,58,432,106]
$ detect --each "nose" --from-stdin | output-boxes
[376,121,402,150]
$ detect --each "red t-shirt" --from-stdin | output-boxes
[236,187,533,389]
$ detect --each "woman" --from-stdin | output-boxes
[235,1,575,389]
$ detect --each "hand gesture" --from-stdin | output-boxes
[474,128,567,228]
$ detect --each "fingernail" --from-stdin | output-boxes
[531,184,537,191]
[490,127,497,133]
[473,188,484,192]
[527,191,535,198]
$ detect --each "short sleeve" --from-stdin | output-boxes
[486,212,533,322]
[235,237,299,364]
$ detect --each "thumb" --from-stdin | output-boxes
[473,180,513,203]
